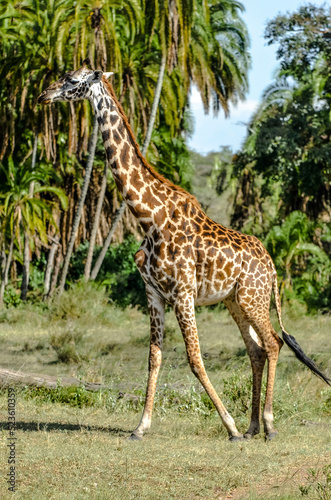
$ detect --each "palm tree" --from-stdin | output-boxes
[21,132,38,301]
[182,0,250,115]
[55,0,142,294]
[0,158,67,303]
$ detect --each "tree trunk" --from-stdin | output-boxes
[90,201,126,280]
[20,230,30,301]
[84,160,108,280]
[89,55,167,280]
[48,247,62,299]
[0,246,6,305]
[57,116,99,295]
[0,233,15,304]
[43,237,60,300]
[140,53,167,157]
[21,133,38,301]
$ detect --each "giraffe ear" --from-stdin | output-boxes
[103,72,114,80]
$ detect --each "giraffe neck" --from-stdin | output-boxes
[89,80,166,233]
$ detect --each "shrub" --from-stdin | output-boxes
[67,236,147,311]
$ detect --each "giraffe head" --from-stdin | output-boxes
[38,59,113,104]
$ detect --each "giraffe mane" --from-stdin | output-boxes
[101,77,201,209]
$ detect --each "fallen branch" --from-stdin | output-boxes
[0,368,103,392]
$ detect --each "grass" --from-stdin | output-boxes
[0,284,330,499]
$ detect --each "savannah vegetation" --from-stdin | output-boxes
[0,286,330,499]
[0,1,330,499]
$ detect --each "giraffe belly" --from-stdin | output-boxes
[194,284,236,306]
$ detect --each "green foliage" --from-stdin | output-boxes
[20,382,216,417]
[149,121,194,191]
[97,236,147,311]
[299,464,331,499]
[223,371,253,416]
[68,236,147,311]
[0,0,250,306]
[23,385,97,408]
[29,255,48,292]
[208,146,234,195]
[3,284,22,307]
[227,4,331,313]
[264,211,331,311]
[231,4,331,229]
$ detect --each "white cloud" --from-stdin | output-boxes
[228,99,259,119]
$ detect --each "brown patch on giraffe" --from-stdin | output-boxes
[223,262,233,278]
[106,145,115,159]
[141,186,162,209]
[154,207,167,227]
[165,221,177,233]
[109,114,119,124]
[120,141,130,164]
[125,190,140,203]
[196,249,206,261]
[169,207,181,223]
[182,244,193,258]
[130,168,145,192]
[155,190,167,205]
[113,130,122,144]
[133,205,152,220]
[222,246,234,259]
[134,249,146,268]
[174,232,187,245]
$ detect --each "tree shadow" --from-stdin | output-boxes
[0,421,129,435]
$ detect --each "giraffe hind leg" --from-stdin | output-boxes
[224,295,267,439]
[235,289,283,440]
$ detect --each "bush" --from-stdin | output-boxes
[97,236,147,311]
[67,236,147,311]
[264,212,331,312]
[49,330,83,364]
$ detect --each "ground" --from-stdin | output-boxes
[0,285,330,499]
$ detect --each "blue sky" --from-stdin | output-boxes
[188,0,328,154]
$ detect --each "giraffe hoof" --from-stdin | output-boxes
[244,429,260,439]
[265,431,278,441]
[128,432,143,441]
[229,435,244,442]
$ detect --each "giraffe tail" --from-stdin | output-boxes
[272,273,331,386]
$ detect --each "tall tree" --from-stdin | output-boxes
[0,158,67,303]
[231,4,331,232]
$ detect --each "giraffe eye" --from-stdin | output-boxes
[69,79,79,85]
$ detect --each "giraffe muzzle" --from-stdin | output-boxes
[37,87,60,104]
[37,91,52,104]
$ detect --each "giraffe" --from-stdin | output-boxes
[38,60,330,441]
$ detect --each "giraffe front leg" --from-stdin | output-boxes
[174,295,242,441]
[129,286,165,440]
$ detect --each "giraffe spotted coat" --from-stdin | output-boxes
[38,61,330,442]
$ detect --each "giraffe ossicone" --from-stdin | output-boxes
[38,62,330,442]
